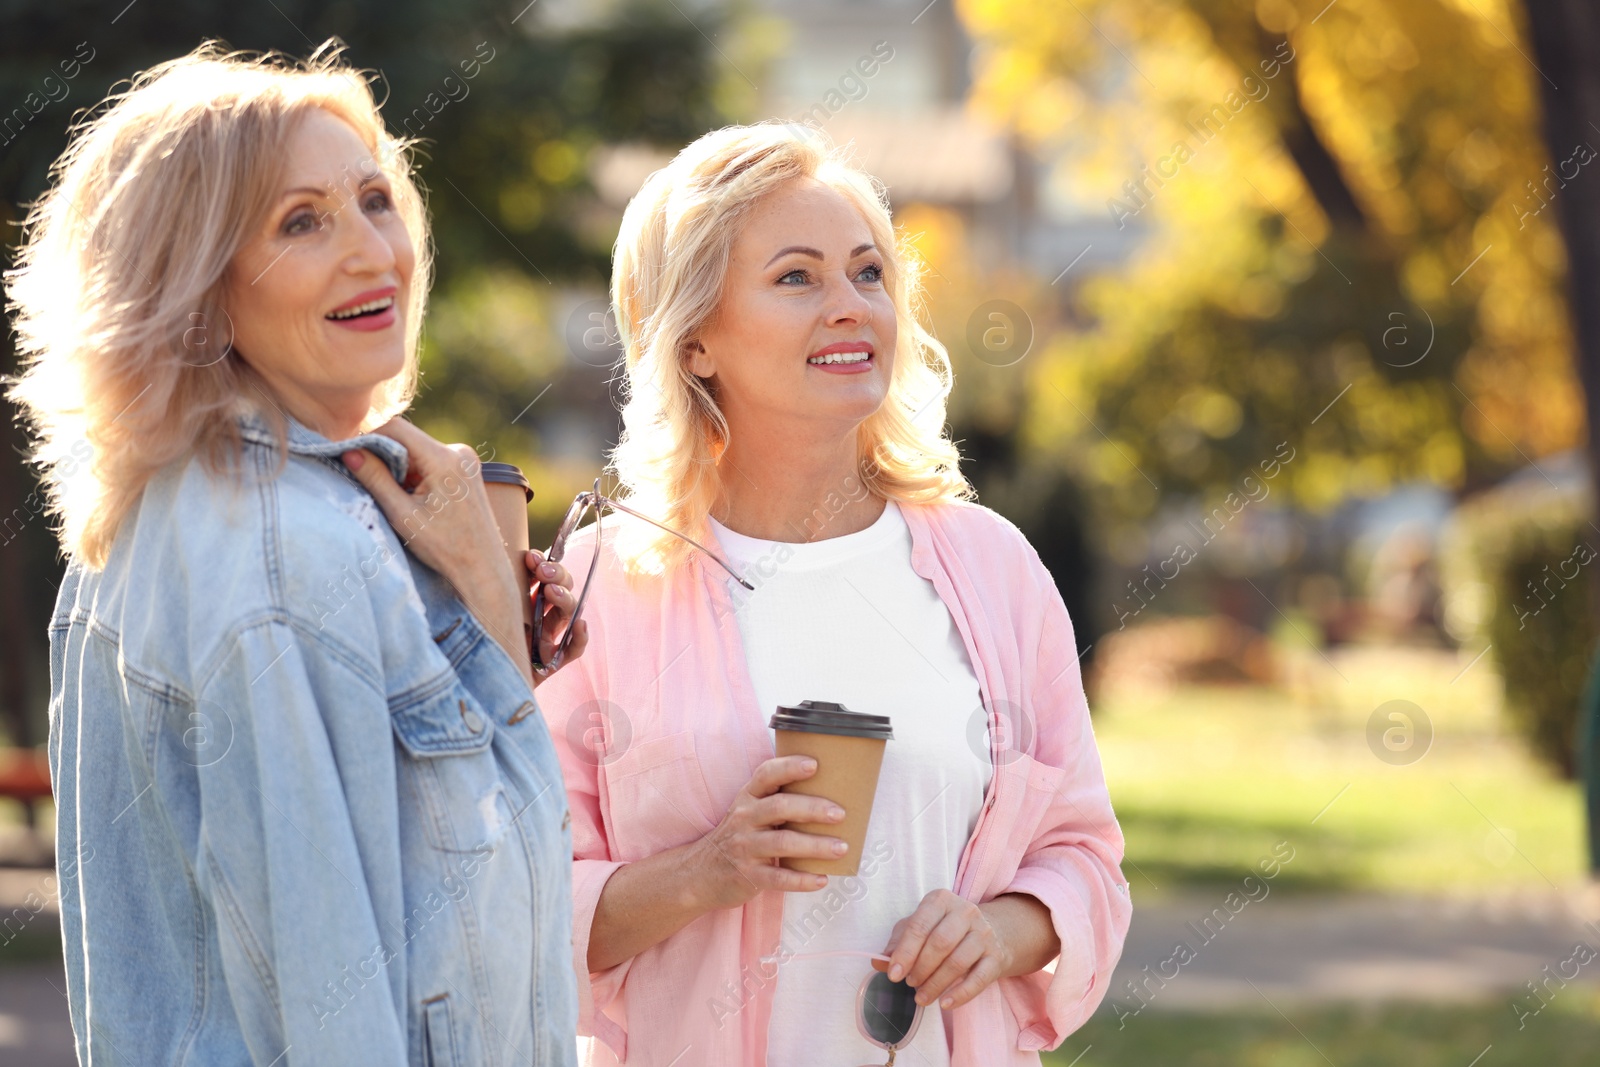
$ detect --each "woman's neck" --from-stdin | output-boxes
[713,432,885,544]
[251,370,375,442]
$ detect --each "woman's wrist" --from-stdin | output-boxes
[979,893,1058,979]
[451,566,535,687]
[588,841,719,973]
[677,837,734,914]
[452,566,519,630]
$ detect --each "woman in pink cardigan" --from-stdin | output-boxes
[534,123,1132,1066]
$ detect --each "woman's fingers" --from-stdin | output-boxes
[754,828,847,862]
[694,754,853,909]
[746,755,818,799]
[752,789,844,829]
[887,890,976,984]
[561,618,590,664]
[745,861,826,894]
[903,904,973,990]
[885,895,944,982]
[368,417,483,497]
[882,891,1006,1009]
[913,929,989,1008]
[341,427,528,683]
[932,952,1004,1011]
[341,449,416,532]
[537,582,575,612]
[525,553,573,593]
[524,550,590,675]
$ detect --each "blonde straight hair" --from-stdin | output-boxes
[608,122,972,576]
[5,40,432,570]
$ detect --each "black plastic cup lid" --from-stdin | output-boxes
[769,699,893,741]
[481,462,533,502]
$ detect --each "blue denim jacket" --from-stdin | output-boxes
[47,409,578,1066]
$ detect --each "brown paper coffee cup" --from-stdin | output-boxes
[480,462,534,656]
[770,700,893,876]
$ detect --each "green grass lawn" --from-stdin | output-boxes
[1043,992,1600,1067]
[1092,644,1586,897]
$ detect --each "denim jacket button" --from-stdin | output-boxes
[459,699,484,733]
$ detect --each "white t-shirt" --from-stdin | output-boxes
[708,500,991,1067]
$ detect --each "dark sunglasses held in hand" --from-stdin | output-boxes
[759,950,925,1065]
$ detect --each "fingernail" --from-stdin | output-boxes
[831,840,847,854]
[540,563,558,578]
[828,806,845,820]
[889,964,903,982]
[941,997,953,1009]
[341,451,364,471]
[802,759,817,771]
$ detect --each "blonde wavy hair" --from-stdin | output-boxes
[608,122,972,576]
[4,39,432,570]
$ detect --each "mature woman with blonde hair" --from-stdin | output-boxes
[534,123,1132,1065]
[6,41,586,1064]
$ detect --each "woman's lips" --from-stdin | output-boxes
[807,342,874,374]
[327,305,397,332]
[326,286,398,331]
[808,353,873,374]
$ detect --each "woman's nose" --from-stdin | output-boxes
[339,204,397,275]
[823,271,872,325]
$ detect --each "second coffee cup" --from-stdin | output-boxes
[770,699,893,876]
[480,462,534,656]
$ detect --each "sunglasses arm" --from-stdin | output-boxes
[595,495,756,591]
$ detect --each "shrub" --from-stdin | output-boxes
[1439,478,1598,778]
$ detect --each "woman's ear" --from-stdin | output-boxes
[687,339,715,378]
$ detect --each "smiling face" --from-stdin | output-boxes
[690,177,897,440]
[223,107,414,439]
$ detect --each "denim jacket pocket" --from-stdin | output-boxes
[391,676,496,757]
[602,730,722,861]
[392,679,509,852]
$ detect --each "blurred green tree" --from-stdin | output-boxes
[959,0,1576,558]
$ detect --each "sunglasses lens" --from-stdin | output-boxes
[861,972,918,1047]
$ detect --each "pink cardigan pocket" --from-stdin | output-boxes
[601,731,721,861]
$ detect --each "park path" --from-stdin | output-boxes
[1109,886,1599,1014]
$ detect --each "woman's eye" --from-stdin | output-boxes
[282,210,318,236]
[363,190,392,213]
[777,268,810,285]
[855,263,884,283]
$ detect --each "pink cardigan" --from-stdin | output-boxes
[535,499,1132,1064]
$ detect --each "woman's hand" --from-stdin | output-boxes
[687,755,851,912]
[522,549,588,684]
[339,417,532,691]
[880,890,1014,1011]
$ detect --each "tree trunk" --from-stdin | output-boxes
[1522,0,1600,874]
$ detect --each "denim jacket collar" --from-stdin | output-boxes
[236,406,412,487]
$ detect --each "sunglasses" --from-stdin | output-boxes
[531,478,754,673]
[758,950,924,1064]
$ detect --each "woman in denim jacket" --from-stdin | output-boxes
[6,42,584,1065]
